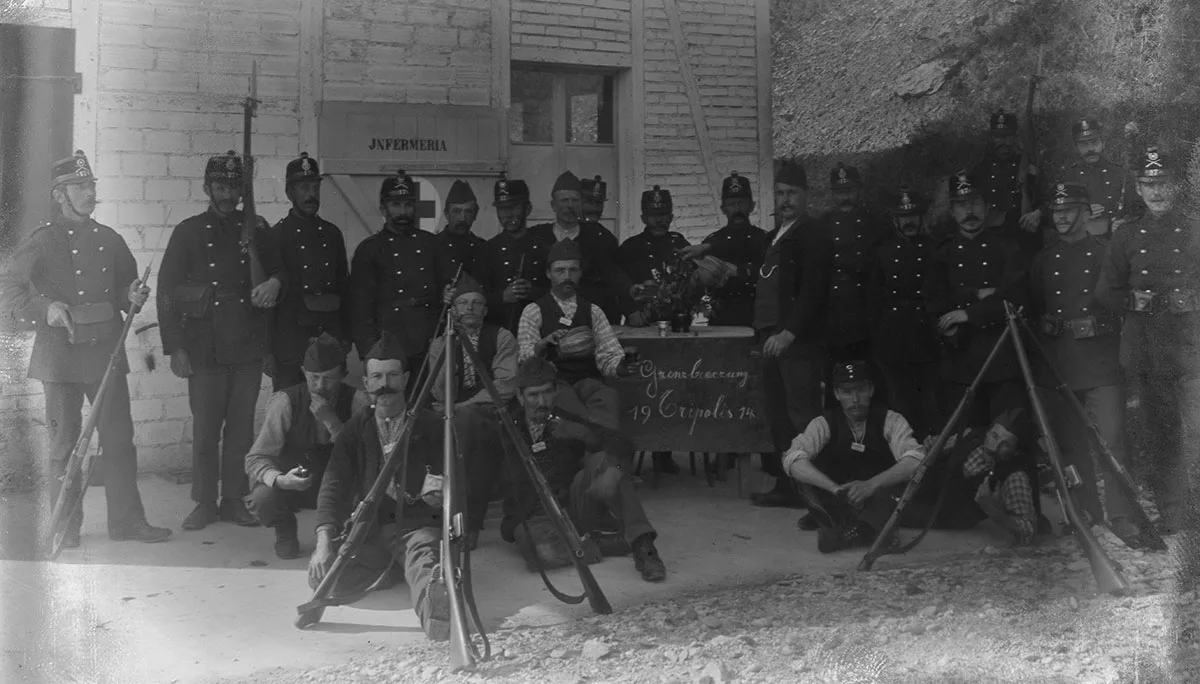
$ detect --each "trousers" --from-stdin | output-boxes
[759,338,825,476]
[451,403,508,532]
[243,481,319,526]
[43,377,146,533]
[568,451,656,545]
[1132,371,1200,527]
[553,377,620,431]
[797,483,905,534]
[188,362,261,503]
[1048,385,1129,522]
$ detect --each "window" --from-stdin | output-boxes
[510,69,554,143]
[509,66,615,145]
[565,72,614,144]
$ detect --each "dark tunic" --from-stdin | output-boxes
[701,222,766,326]
[868,233,940,365]
[616,228,691,283]
[0,217,137,383]
[923,230,1028,384]
[817,207,889,350]
[270,210,349,366]
[753,218,834,346]
[972,155,1043,255]
[1097,211,1200,377]
[536,294,602,384]
[486,229,553,331]
[157,209,282,368]
[1060,157,1144,230]
[528,221,633,324]
[348,226,455,360]
[1028,234,1121,390]
[436,229,496,291]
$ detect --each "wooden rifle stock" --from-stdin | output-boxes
[242,61,267,288]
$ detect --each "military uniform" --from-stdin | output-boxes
[436,179,496,289]
[349,170,455,368]
[1059,118,1143,237]
[580,175,608,222]
[270,153,349,391]
[617,185,691,297]
[485,175,552,332]
[868,188,943,439]
[971,111,1042,257]
[1096,147,1200,533]
[923,171,1028,429]
[0,151,167,543]
[158,152,282,523]
[702,172,766,327]
[1029,182,1125,524]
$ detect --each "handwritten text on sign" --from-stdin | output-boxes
[626,358,759,436]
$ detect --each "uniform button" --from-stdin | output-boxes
[72,249,78,254]
[1175,269,1182,274]
[206,225,212,229]
[212,281,218,286]
[303,265,308,269]
[67,230,74,236]
[102,267,107,272]
[104,288,110,293]
[207,243,213,248]
[76,270,82,275]
[1056,309,1063,313]
[1084,269,1090,274]
[1141,270,1149,275]
[210,263,216,267]
[78,290,84,295]
[1139,249,1147,254]
[93,227,99,233]
[98,246,104,251]
[1054,271,1060,276]
[240,298,246,303]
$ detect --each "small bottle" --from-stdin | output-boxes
[657,320,668,337]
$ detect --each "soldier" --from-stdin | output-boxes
[580,175,608,222]
[1059,118,1143,236]
[749,159,834,508]
[486,173,552,333]
[159,150,284,531]
[268,152,349,392]
[436,179,495,287]
[924,170,1028,430]
[349,170,456,374]
[971,110,1043,256]
[681,171,766,327]
[529,171,638,324]
[0,150,171,547]
[1097,146,1200,538]
[867,188,943,440]
[1027,181,1136,539]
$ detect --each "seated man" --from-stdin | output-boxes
[499,357,666,582]
[517,239,632,429]
[428,273,518,549]
[244,333,356,559]
[308,332,451,641]
[783,361,926,553]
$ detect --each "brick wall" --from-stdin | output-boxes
[511,0,633,56]
[324,0,493,106]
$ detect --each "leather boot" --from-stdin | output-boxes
[273,514,301,559]
[631,533,666,582]
[219,498,260,527]
[110,520,173,543]
[182,502,219,531]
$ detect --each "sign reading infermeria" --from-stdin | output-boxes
[367,138,449,152]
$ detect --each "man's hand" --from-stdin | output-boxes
[128,279,151,309]
[626,311,649,327]
[1110,217,1128,232]
[974,480,1005,516]
[630,280,657,302]
[442,283,455,306]
[1019,209,1042,232]
[842,480,878,508]
[275,466,314,492]
[1090,203,1107,219]
[975,287,997,300]
[536,328,568,354]
[503,279,531,304]
[169,349,193,378]
[763,329,795,357]
[251,276,281,308]
[678,244,711,260]
[46,301,75,338]
[308,536,335,587]
[938,309,968,331]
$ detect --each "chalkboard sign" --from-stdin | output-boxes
[614,328,774,453]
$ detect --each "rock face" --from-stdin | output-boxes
[895,59,962,99]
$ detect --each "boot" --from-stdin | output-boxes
[631,533,666,582]
[797,511,819,531]
[817,522,874,554]
[182,502,219,531]
[274,514,301,560]
[110,520,172,543]
[420,577,452,642]
[219,498,260,527]
[465,530,479,552]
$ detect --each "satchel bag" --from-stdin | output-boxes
[514,517,602,573]
[66,301,116,345]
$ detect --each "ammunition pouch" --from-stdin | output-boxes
[67,302,116,345]
[302,293,341,313]
[1165,289,1200,314]
[1126,288,1199,315]
[172,282,214,321]
[1041,314,1119,339]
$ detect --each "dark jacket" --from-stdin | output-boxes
[868,233,941,365]
[528,221,634,323]
[436,229,496,292]
[816,206,889,349]
[753,217,834,348]
[270,210,349,365]
[486,229,553,331]
[702,222,766,326]
[617,228,691,283]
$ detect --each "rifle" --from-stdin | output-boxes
[45,265,152,560]
[506,254,526,333]
[241,61,267,288]
[1018,46,1044,218]
[457,331,613,615]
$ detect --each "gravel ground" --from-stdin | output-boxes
[213,526,1196,684]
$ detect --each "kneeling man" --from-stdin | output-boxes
[784,361,925,553]
[244,333,355,559]
[499,358,666,582]
[308,332,451,641]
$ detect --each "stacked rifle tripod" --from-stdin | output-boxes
[294,303,612,672]
[860,301,1167,594]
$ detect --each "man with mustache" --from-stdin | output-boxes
[159,151,284,530]
[349,170,455,380]
[486,173,552,334]
[971,110,1043,257]
[749,158,834,509]
[1026,181,1137,540]
[528,171,639,324]
[1058,118,1144,237]
[435,179,496,288]
[580,175,608,223]
[0,150,171,547]
[923,170,1028,431]
[1097,146,1200,540]
[243,333,356,559]
[267,152,350,391]
[308,332,452,641]
[517,239,633,431]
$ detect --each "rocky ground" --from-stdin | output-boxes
[213,526,1196,684]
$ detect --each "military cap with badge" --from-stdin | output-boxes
[205,150,244,185]
[581,175,607,203]
[51,150,97,189]
[380,169,420,203]
[493,171,531,208]
[285,152,321,185]
[640,185,673,216]
[1072,118,1103,142]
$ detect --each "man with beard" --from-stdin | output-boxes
[1027,181,1135,538]
[308,332,451,641]
[499,357,667,582]
[971,110,1043,257]
[267,152,349,391]
[867,188,943,441]
[486,173,552,333]
[427,274,517,549]
[923,170,1027,430]
[1097,146,1200,538]
[783,361,925,553]
[435,179,495,287]
[749,158,834,509]
[349,170,455,375]
[244,333,355,559]
[580,175,608,223]
[529,171,639,324]
[517,239,632,430]
[159,150,284,530]
[679,171,766,327]
[0,150,171,547]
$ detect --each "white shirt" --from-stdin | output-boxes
[553,222,582,242]
[781,409,925,475]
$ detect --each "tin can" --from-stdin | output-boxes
[657,321,668,337]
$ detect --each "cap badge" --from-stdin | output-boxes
[955,174,972,195]
[837,168,848,183]
[729,177,742,193]
[899,192,914,210]
[300,157,312,174]
[226,157,237,171]
[1080,120,1090,131]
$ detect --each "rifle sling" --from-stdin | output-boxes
[521,521,588,605]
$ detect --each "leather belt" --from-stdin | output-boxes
[1040,313,1119,339]
[1126,289,1200,315]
